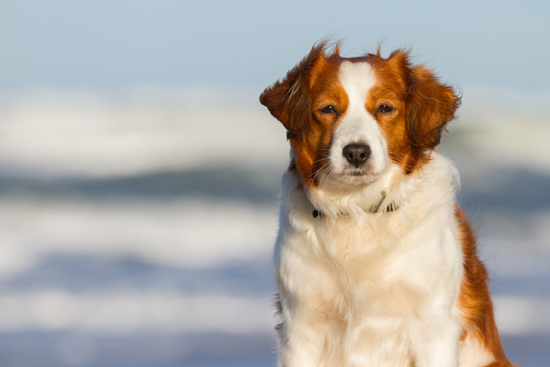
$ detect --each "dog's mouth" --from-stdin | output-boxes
[344,162,374,176]
[346,170,368,176]
[335,166,383,186]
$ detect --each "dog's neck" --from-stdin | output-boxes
[302,164,403,219]
[311,190,399,218]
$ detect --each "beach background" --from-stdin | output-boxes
[1,1,549,366]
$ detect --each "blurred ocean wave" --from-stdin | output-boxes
[0,87,289,178]
[0,87,548,366]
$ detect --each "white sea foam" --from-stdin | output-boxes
[0,290,273,335]
[0,197,276,273]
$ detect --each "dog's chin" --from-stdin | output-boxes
[344,171,381,186]
[324,168,383,188]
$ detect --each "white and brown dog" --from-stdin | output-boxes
[260,42,513,367]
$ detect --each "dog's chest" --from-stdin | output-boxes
[305,231,441,365]
[307,257,426,366]
[313,218,430,319]
[278,209,460,365]
[314,213,407,262]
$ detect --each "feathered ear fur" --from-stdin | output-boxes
[406,63,461,150]
[259,42,332,139]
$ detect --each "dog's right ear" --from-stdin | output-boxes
[259,43,329,139]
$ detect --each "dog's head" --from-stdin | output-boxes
[260,42,460,192]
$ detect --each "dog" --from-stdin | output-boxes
[259,42,513,367]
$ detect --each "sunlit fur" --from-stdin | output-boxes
[260,42,513,367]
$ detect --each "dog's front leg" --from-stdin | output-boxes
[277,315,329,367]
[275,272,337,367]
[409,315,462,367]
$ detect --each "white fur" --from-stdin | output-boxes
[273,61,496,367]
[276,154,465,367]
[327,61,388,187]
[459,335,496,367]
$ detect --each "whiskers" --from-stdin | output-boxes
[310,164,334,186]
[309,148,333,184]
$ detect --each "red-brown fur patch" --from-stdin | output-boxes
[260,42,335,186]
[367,50,461,173]
[456,206,513,366]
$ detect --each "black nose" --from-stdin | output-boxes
[342,143,371,167]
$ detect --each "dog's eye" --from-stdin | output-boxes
[377,104,394,114]
[319,105,337,114]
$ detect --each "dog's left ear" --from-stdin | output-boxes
[407,65,461,150]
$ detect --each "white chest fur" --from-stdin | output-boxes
[274,154,467,367]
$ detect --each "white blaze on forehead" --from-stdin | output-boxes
[338,61,377,106]
[328,61,388,180]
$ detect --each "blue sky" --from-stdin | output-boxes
[1,0,549,91]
